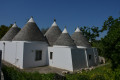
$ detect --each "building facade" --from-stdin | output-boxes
[0,17,99,71]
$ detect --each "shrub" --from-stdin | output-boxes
[66,74,89,80]
[2,63,120,80]
[91,74,105,80]
[2,65,56,80]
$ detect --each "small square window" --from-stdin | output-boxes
[50,52,53,59]
[35,50,42,61]
[89,55,91,60]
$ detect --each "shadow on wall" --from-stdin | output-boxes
[0,50,2,79]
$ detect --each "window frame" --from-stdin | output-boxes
[35,50,42,61]
[89,55,91,60]
[50,52,53,60]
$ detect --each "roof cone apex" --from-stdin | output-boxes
[62,28,68,33]
[52,21,57,26]
[12,22,18,27]
[28,17,35,23]
[75,27,81,32]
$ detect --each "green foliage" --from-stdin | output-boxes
[91,16,120,70]
[2,63,120,80]
[2,65,25,80]
[80,26,100,42]
[100,16,120,70]
[66,64,120,80]
[41,27,49,35]
[0,25,10,39]
[66,74,89,80]
[0,24,20,39]
[2,65,56,80]
[101,16,114,32]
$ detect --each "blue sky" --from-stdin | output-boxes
[0,0,120,39]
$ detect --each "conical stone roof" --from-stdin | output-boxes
[1,23,20,41]
[44,19,62,46]
[13,17,46,41]
[54,28,76,46]
[71,27,91,48]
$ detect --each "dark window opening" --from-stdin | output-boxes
[35,50,42,61]
[50,52,53,59]
[89,55,91,60]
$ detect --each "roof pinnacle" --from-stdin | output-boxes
[28,17,35,23]
[62,27,68,33]
[12,22,17,27]
[54,18,56,22]
[52,18,57,26]
[75,27,81,32]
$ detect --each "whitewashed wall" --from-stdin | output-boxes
[14,41,24,69]
[86,48,96,67]
[2,41,24,69]
[71,48,87,70]
[92,48,99,65]
[0,42,3,50]
[4,42,16,65]
[48,47,54,66]
[23,42,48,68]
[48,47,73,71]
[0,41,12,60]
[0,42,3,59]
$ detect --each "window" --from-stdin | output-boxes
[89,55,91,60]
[50,52,53,59]
[35,50,42,61]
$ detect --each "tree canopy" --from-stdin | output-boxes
[101,16,120,69]
[80,26,100,42]
[0,24,12,39]
[41,27,49,35]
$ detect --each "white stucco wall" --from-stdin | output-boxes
[92,48,99,65]
[1,41,48,69]
[2,41,24,69]
[48,46,73,71]
[71,48,87,70]
[13,41,24,69]
[0,42,3,59]
[4,42,16,65]
[86,48,96,67]
[0,41,12,60]
[0,42,3,50]
[48,47,54,66]
[23,42,48,68]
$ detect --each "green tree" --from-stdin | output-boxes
[80,26,100,42]
[101,16,114,32]
[0,24,12,39]
[41,27,49,35]
[101,16,120,70]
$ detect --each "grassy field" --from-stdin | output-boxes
[2,63,120,80]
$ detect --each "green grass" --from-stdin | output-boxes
[66,64,120,80]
